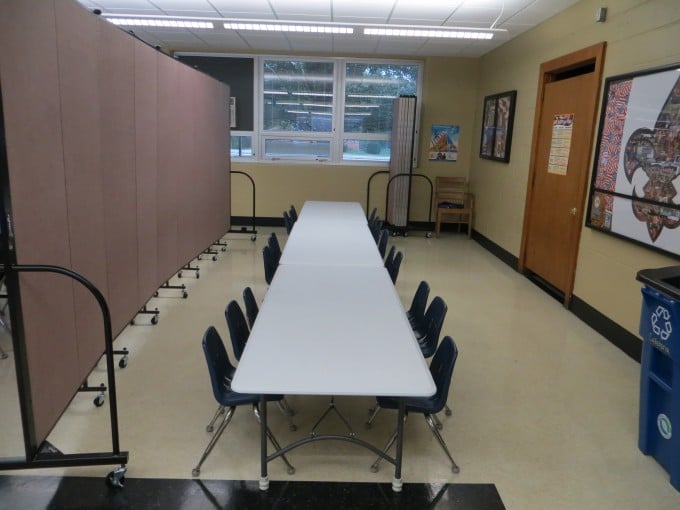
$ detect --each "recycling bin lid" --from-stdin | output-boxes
[637,266,680,301]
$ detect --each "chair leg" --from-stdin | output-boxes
[369,413,408,473]
[192,406,235,477]
[0,343,7,360]
[431,412,443,430]
[252,404,296,475]
[310,396,354,437]
[206,405,226,433]
[364,404,381,429]
[424,414,459,473]
[277,397,295,417]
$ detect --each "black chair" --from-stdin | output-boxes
[368,207,377,222]
[192,326,296,477]
[283,211,293,234]
[242,286,259,330]
[368,336,460,474]
[268,232,282,263]
[369,218,383,242]
[289,204,298,222]
[262,245,277,285]
[384,245,395,267]
[377,229,389,259]
[225,300,249,361]
[386,251,403,284]
[406,281,430,330]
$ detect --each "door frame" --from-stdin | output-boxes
[518,42,607,306]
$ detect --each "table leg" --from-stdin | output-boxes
[392,398,405,492]
[259,395,269,490]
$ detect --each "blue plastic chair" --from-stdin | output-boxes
[417,296,447,358]
[262,245,277,285]
[225,300,249,361]
[377,229,389,259]
[289,204,298,222]
[242,286,259,330]
[283,211,293,234]
[268,232,282,263]
[384,245,395,267]
[387,251,403,284]
[367,336,459,474]
[406,281,430,330]
[192,326,296,477]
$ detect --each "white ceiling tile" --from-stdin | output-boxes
[269,0,331,20]
[209,0,276,17]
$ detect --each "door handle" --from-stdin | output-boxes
[570,207,577,216]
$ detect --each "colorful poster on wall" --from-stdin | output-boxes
[547,113,574,175]
[586,63,680,257]
[428,124,459,161]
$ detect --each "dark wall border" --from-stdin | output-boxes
[471,230,519,269]
[569,296,641,362]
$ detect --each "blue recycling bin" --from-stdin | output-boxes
[637,266,680,491]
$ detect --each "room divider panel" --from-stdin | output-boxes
[0,0,230,478]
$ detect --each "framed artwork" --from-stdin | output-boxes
[428,124,459,161]
[479,90,517,162]
[586,62,680,258]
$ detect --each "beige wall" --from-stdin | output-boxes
[231,56,479,221]
[229,0,680,339]
[472,0,680,336]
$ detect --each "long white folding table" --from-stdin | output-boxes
[295,200,368,227]
[232,201,435,492]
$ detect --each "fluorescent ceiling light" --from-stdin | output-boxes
[225,22,353,34]
[364,27,493,39]
[108,18,214,29]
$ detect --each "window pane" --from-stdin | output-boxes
[231,135,253,157]
[344,63,418,134]
[264,139,331,159]
[263,60,334,132]
[343,139,391,161]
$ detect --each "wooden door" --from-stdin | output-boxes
[520,43,606,304]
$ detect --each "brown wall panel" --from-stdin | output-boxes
[0,0,80,445]
[55,0,109,375]
[175,64,200,265]
[156,56,181,281]
[98,23,139,336]
[134,42,159,303]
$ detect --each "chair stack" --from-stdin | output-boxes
[262,232,282,285]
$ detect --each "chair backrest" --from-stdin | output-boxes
[408,281,430,320]
[420,296,448,358]
[268,232,282,262]
[388,251,403,284]
[435,176,467,197]
[289,204,298,222]
[242,286,259,329]
[369,219,383,242]
[225,300,250,361]
[283,211,293,234]
[428,336,458,412]
[368,207,377,222]
[202,326,238,403]
[377,229,389,259]
[384,245,395,267]
[262,245,276,285]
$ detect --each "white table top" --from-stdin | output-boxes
[296,201,367,227]
[280,221,384,267]
[231,264,435,397]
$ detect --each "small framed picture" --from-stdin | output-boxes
[479,90,517,162]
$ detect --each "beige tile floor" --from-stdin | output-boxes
[1,228,680,509]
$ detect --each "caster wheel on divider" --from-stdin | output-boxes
[196,272,200,279]
[153,291,159,297]
[391,231,398,237]
[151,315,158,325]
[370,465,379,473]
[212,255,217,261]
[182,291,188,299]
[426,232,433,238]
[251,235,257,242]
[192,468,200,477]
[221,246,227,252]
[94,394,105,407]
[130,319,135,325]
[289,424,297,432]
[403,231,409,237]
[197,255,202,261]
[287,467,296,475]
[119,357,128,369]
[178,271,183,278]
[106,467,127,489]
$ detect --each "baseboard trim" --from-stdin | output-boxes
[569,296,641,362]
[471,230,519,270]
[231,216,283,227]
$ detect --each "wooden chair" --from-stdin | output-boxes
[434,177,474,238]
